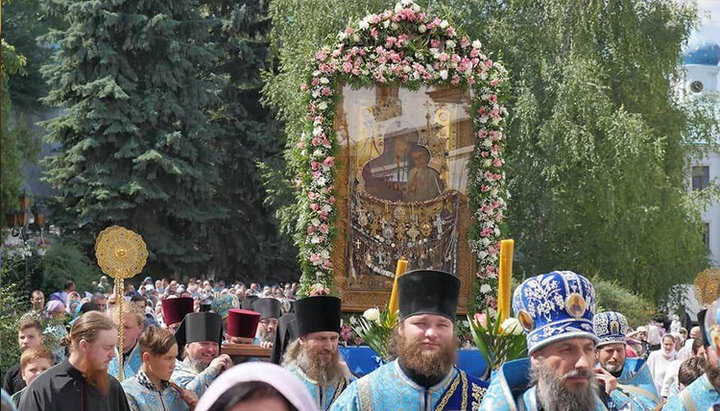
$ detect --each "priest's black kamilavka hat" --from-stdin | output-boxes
[398,269,460,321]
[294,296,341,335]
[241,295,259,310]
[252,298,282,320]
[175,312,223,354]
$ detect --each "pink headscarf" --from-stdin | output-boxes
[194,362,318,411]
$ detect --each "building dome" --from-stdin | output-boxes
[684,42,720,66]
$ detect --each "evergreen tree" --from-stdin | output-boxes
[201,0,298,283]
[40,0,223,273]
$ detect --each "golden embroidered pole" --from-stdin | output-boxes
[497,239,514,321]
[95,226,148,382]
[387,257,408,314]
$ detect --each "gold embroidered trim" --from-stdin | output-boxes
[471,381,487,410]
[436,372,462,410]
[328,377,349,409]
[358,376,374,411]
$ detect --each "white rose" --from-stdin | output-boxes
[383,20,390,28]
[395,2,403,12]
[363,308,381,322]
[439,70,448,80]
[479,284,492,294]
[472,40,482,49]
[412,3,420,12]
[501,318,523,336]
[338,31,347,40]
[418,24,427,33]
[439,20,449,29]
[358,20,370,30]
[446,40,456,49]
[391,22,399,31]
[318,101,328,110]
[320,77,329,84]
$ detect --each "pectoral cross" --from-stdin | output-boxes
[434,214,444,238]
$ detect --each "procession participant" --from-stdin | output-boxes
[480,271,635,411]
[171,312,233,397]
[161,296,194,333]
[252,298,282,348]
[108,302,145,379]
[332,270,488,411]
[270,312,299,365]
[3,318,45,395]
[284,295,352,411]
[211,293,240,327]
[224,308,261,345]
[593,311,660,409]
[9,346,54,406]
[660,337,706,398]
[194,362,317,411]
[647,334,677,394]
[29,290,45,314]
[18,311,131,411]
[121,326,198,411]
[663,306,720,410]
[241,294,259,310]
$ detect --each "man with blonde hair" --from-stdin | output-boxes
[108,302,145,379]
[18,311,130,411]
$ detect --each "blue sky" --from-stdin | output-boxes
[690,0,720,46]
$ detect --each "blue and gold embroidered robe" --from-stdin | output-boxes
[170,358,220,398]
[479,358,642,411]
[330,360,487,411]
[285,364,352,410]
[614,358,659,410]
[663,373,720,411]
[121,371,189,411]
[108,343,143,380]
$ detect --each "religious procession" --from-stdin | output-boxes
[3,0,720,410]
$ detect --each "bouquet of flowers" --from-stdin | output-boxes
[351,307,398,363]
[468,311,526,372]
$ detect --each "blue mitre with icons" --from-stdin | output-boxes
[705,297,720,350]
[593,311,628,347]
[512,270,598,354]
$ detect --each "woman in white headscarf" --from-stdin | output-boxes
[647,333,678,395]
[194,362,317,411]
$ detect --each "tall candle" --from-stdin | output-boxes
[388,257,408,314]
[498,239,514,321]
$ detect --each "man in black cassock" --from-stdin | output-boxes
[18,311,130,411]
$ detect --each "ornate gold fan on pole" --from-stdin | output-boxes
[95,226,148,381]
[693,268,720,309]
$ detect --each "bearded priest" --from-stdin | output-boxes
[331,270,488,411]
[283,295,353,410]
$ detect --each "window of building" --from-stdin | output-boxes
[692,166,710,191]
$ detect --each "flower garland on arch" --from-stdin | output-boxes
[293,0,509,312]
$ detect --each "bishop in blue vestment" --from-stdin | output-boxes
[331,270,488,411]
[480,271,637,411]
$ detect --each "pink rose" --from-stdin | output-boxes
[474,313,488,327]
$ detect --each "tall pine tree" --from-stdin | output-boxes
[41,0,223,273]
[201,0,298,283]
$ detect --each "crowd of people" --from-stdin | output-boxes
[1,270,719,411]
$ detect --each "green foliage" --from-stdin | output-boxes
[41,241,103,295]
[350,308,398,362]
[593,275,654,327]
[0,39,37,221]
[40,0,224,274]
[200,0,299,283]
[468,312,526,372]
[0,282,29,371]
[444,0,715,302]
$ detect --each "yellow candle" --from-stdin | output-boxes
[387,257,408,314]
[498,239,514,321]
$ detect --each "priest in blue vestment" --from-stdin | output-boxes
[283,295,353,410]
[663,303,720,411]
[593,311,659,410]
[480,271,641,411]
[331,270,488,411]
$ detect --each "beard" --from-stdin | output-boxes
[184,356,210,374]
[389,329,457,379]
[295,344,344,385]
[79,357,111,396]
[531,360,596,411]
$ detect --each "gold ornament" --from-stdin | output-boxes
[94,226,147,381]
[693,268,720,308]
